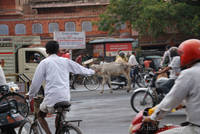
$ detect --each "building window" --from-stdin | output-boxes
[48,23,59,33]
[0,24,9,35]
[82,21,92,32]
[32,23,43,34]
[15,24,26,34]
[65,22,76,32]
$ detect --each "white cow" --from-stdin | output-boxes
[90,62,132,94]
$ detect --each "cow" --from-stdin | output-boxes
[90,62,132,94]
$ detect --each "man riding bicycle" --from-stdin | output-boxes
[26,41,95,134]
[128,51,139,87]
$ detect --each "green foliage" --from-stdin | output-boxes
[97,0,200,37]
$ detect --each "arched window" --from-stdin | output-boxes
[0,24,9,35]
[15,24,26,34]
[82,21,92,32]
[32,23,43,34]
[48,23,59,33]
[65,22,76,32]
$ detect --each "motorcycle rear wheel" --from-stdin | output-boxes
[130,90,155,113]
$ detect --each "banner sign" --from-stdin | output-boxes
[93,44,104,57]
[54,32,85,49]
[105,43,132,56]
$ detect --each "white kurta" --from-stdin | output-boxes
[28,54,95,107]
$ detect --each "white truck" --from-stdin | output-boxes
[0,36,48,93]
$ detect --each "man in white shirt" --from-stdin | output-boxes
[160,45,172,67]
[128,51,138,66]
[27,41,95,134]
[144,39,200,134]
[156,47,181,93]
[128,52,139,87]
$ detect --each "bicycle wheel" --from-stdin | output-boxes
[60,123,82,134]
[84,75,100,91]
[73,75,83,89]
[19,120,43,134]
[130,90,155,113]
[0,92,29,117]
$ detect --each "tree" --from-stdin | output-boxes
[98,0,200,38]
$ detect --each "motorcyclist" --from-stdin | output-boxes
[156,47,181,94]
[160,45,172,67]
[144,39,200,134]
[0,64,25,134]
[115,51,128,63]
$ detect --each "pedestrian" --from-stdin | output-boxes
[75,53,85,65]
[144,39,200,134]
[58,49,70,59]
[143,58,154,71]
[26,41,95,134]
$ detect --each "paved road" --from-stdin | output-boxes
[17,85,186,134]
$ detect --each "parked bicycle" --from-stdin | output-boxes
[18,96,82,134]
[70,73,100,91]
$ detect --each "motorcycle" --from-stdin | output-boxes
[129,107,180,134]
[111,65,146,90]
[130,71,174,113]
[0,99,25,134]
[110,75,128,90]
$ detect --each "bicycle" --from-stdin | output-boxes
[131,65,146,88]
[70,73,100,91]
[18,97,82,134]
[0,85,29,118]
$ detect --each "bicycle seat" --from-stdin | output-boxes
[54,101,71,110]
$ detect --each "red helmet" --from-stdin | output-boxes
[178,39,200,68]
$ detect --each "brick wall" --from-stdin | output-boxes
[0,4,131,42]
[0,0,16,9]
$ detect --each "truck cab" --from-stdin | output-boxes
[0,36,47,92]
[18,47,48,81]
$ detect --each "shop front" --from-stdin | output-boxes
[89,38,135,62]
